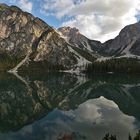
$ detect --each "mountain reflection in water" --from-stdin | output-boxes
[0,73,140,140]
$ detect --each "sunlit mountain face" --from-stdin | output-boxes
[0,73,140,140]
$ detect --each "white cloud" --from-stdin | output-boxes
[32,97,138,140]
[18,0,33,12]
[8,0,33,12]
[42,0,140,42]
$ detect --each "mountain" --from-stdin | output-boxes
[101,22,140,57]
[58,27,103,62]
[58,27,102,53]
[0,3,90,73]
[59,23,140,58]
[59,24,140,73]
[0,3,140,73]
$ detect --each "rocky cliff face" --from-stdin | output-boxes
[59,22,140,58]
[1,3,140,73]
[58,27,102,55]
[59,27,94,51]
[102,22,140,56]
[0,3,90,72]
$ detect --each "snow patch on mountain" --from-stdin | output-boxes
[96,56,112,62]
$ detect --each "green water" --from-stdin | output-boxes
[0,73,140,140]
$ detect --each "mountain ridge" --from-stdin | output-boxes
[0,3,90,73]
[59,23,140,58]
[0,3,140,73]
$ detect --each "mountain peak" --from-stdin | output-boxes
[1,3,140,73]
[102,22,140,56]
[0,3,8,6]
[0,4,90,72]
[0,3,9,9]
[58,26,80,37]
[58,26,102,54]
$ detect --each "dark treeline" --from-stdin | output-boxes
[0,53,20,72]
[0,52,67,73]
[85,58,140,74]
[57,130,140,140]
[102,130,140,140]
[19,60,67,74]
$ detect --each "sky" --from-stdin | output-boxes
[1,0,140,42]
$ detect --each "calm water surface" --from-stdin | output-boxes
[0,73,140,140]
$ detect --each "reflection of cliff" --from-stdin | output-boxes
[0,97,139,140]
[0,73,140,132]
[0,73,50,132]
[32,74,140,121]
[0,73,85,132]
[28,73,86,110]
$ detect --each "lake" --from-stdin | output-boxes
[0,72,140,140]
